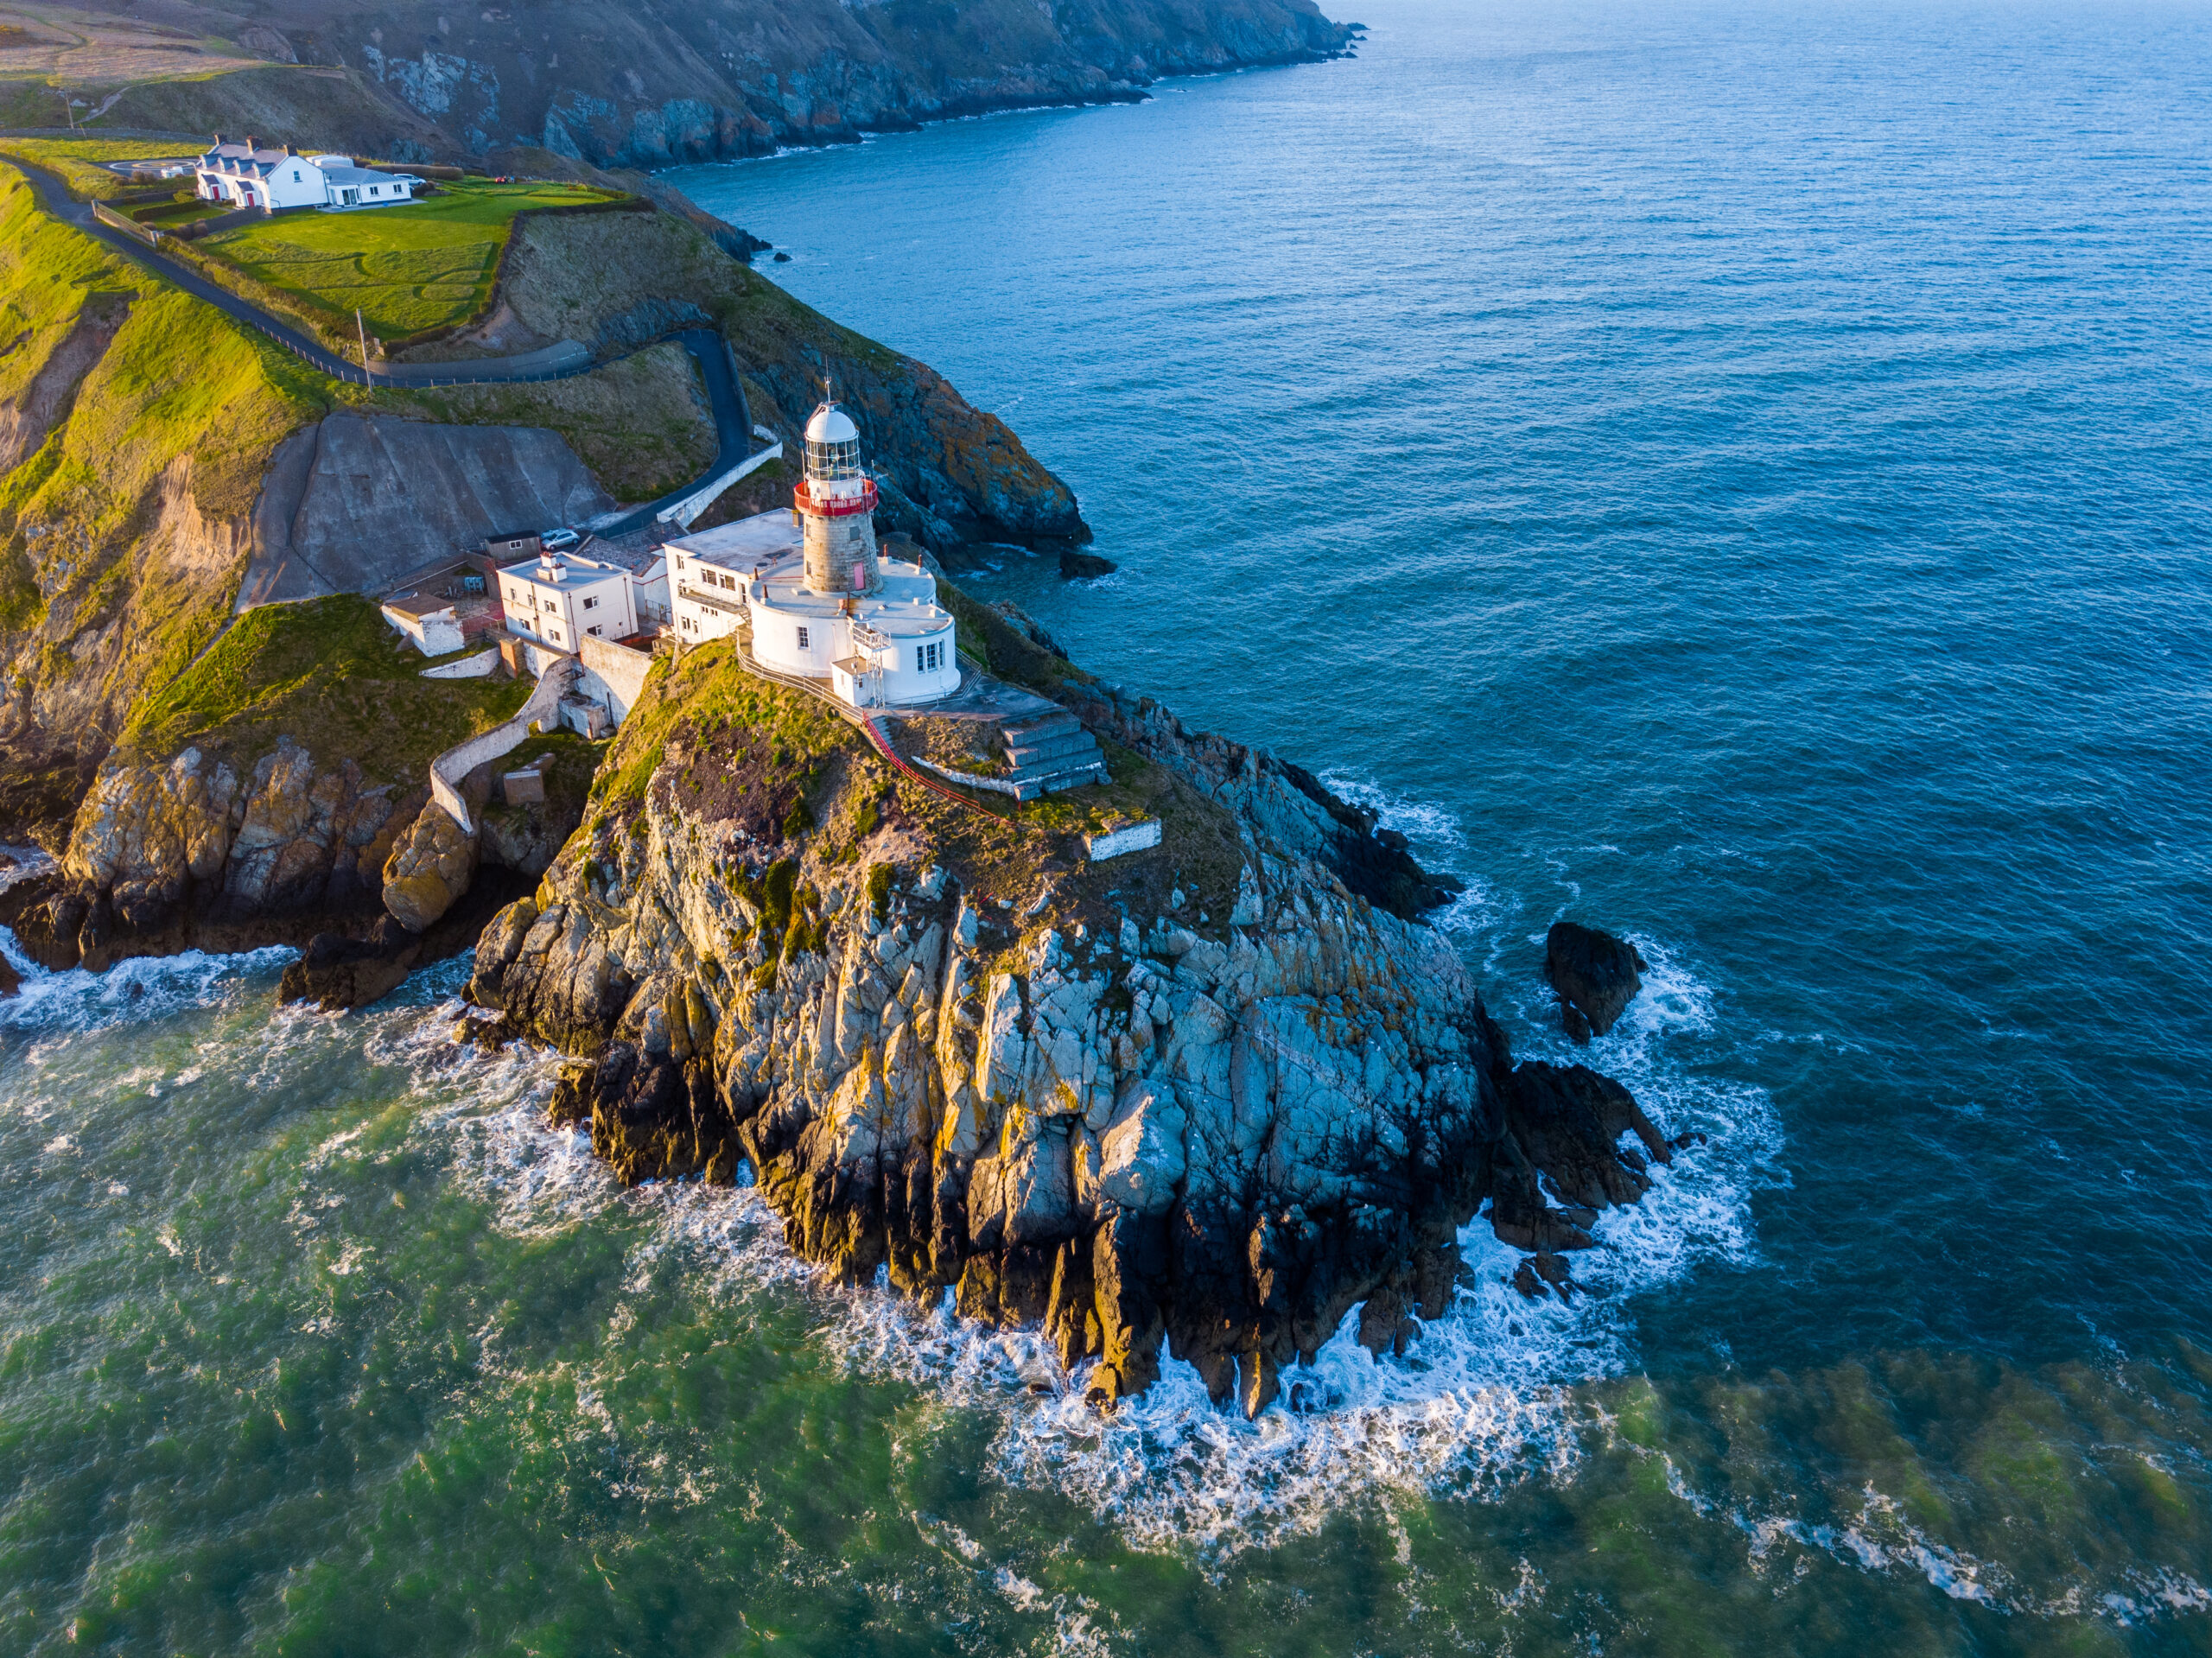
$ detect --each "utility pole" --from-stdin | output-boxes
[62,90,75,131]
[356,308,373,389]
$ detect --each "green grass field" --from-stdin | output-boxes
[198,179,623,342]
[0,136,200,200]
[126,595,532,784]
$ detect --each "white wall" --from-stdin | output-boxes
[577,635,653,725]
[381,604,462,657]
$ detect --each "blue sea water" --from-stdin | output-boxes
[3,1,2211,1651]
[670,0,2212,1377]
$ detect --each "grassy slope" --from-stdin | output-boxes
[0,164,340,727]
[0,136,197,200]
[498,208,1082,537]
[126,594,531,784]
[197,180,623,343]
[382,341,714,503]
[0,166,541,839]
[582,626,1245,961]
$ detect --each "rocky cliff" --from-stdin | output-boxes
[463,623,1683,1417]
[67,0,1357,168]
[0,156,1086,854]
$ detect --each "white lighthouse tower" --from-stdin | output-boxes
[798,398,880,596]
[663,387,961,708]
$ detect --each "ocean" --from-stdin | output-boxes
[6,0,2211,1648]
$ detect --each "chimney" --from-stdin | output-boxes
[245,135,257,154]
[213,131,224,146]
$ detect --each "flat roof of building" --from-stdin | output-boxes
[499,553,630,593]
[667,510,803,569]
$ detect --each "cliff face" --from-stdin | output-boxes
[448,207,1090,548]
[465,626,1677,1416]
[72,0,1356,168]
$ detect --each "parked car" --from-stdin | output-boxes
[541,528,581,553]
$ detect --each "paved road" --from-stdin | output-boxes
[6,156,755,530]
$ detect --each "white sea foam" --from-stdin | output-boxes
[0,939,296,1036]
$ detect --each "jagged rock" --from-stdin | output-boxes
[382,804,479,933]
[1546,920,1646,1041]
[470,657,1687,1421]
[0,953,17,998]
[280,917,421,1011]
[1058,549,1117,580]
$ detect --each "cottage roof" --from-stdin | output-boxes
[382,592,455,620]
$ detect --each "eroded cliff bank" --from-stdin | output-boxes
[462,609,1688,1417]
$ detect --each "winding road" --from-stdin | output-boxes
[7,155,756,536]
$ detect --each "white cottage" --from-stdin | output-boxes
[194,135,423,211]
[380,593,464,656]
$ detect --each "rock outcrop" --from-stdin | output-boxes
[152,0,1361,171]
[1545,920,1647,1042]
[467,641,1680,1417]
[6,730,577,994]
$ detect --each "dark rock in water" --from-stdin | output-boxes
[1545,920,1647,1041]
[1502,1061,1673,1212]
[1058,548,1116,580]
[772,251,792,263]
[281,918,420,1011]
[1509,1259,1544,1299]
[0,953,19,998]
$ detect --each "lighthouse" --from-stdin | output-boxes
[664,388,961,708]
[798,397,880,595]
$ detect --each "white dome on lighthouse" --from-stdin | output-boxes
[805,404,859,445]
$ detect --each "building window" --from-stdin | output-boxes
[588,625,603,637]
[721,574,736,590]
[549,627,563,643]
[675,556,684,571]
[916,641,943,673]
[797,626,809,649]
[582,595,597,610]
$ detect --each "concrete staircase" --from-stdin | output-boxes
[1000,710,1107,800]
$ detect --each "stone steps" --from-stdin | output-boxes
[998,708,1106,797]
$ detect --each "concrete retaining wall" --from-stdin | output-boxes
[577,633,654,725]
[1085,819,1162,862]
[429,658,575,831]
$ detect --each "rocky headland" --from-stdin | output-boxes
[0,121,1694,1418]
[48,0,1360,171]
[449,606,1685,1416]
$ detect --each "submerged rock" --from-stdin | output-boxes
[1058,549,1117,580]
[1545,920,1646,1042]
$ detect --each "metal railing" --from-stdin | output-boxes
[677,583,746,617]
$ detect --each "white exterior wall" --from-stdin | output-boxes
[380,604,463,656]
[577,635,653,725]
[632,556,671,630]
[751,607,836,676]
[759,610,958,704]
[499,565,634,651]
[671,549,747,645]
[194,156,327,209]
[870,623,960,704]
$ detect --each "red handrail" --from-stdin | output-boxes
[795,478,878,518]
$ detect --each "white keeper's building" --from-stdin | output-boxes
[194,135,424,212]
[669,400,958,708]
[498,550,639,652]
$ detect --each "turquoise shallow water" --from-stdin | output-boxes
[7,0,2212,1650]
